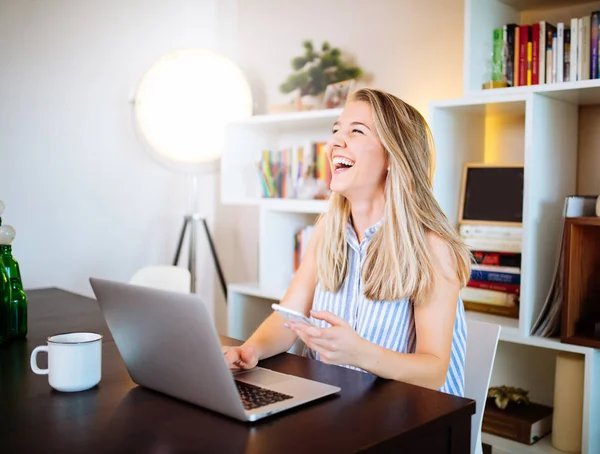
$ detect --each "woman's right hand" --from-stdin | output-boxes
[222,344,259,370]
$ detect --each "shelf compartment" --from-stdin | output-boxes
[562,216,600,349]
[222,108,339,205]
[464,0,600,96]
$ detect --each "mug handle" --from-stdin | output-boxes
[30,346,49,375]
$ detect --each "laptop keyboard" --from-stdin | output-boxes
[235,380,293,410]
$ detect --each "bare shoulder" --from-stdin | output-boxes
[425,231,458,283]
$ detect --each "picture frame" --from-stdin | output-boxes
[323,79,356,109]
[458,162,525,226]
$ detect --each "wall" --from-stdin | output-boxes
[235,0,466,119]
[0,0,228,325]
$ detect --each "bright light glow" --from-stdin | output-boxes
[134,48,252,165]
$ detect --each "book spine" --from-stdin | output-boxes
[468,280,521,294]
[460,287,519,306]
[564,28,571,82]
[519,25,530,86]
[505,24,517,87]
[532,23,540,84]
[592,11,599,78]
[472,264,521,275]
[539,21,546,83]
[471,250,522,267]
[515,26,520,86]
[463,237,522,253]
[470,269,521,285]
[557,23,564,82]
[571,18,579,81]
[546,24,555,83]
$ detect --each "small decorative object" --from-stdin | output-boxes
[323,79,356,109]
[487,385,530,410]
[279,40,363,111]
[482,28,508,90]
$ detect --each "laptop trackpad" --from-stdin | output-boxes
[235,368,291,386]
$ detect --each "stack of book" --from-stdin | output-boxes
[459,225,522,318]
[256,142,331,200]
[490,10,600,87]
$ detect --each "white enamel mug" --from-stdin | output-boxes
[30,332,103,392]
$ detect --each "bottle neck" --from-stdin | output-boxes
[0,245,11,255]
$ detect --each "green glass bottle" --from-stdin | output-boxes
[0,201,12,345]
[0,245,27,340]
[0,256,11,345]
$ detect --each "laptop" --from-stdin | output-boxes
[89,277,340,422]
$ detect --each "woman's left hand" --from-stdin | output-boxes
[288,310,367,367]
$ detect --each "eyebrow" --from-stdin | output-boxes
[332,121,371,131]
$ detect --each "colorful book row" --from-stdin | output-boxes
[257,142,331,200]
[492,11,600,87]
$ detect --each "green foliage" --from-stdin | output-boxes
[280,40,363,97]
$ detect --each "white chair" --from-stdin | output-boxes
[129,265,191,294]
[464,319,501,454]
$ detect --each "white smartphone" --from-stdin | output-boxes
[271,303,316,326]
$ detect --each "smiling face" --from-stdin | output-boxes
[326,101,388,200]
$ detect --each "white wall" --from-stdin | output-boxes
[235,0,465,117]
[0,0,230,327]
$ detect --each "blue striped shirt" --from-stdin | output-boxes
[305,218,467,397]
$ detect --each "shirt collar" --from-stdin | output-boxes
[346,217,384,251]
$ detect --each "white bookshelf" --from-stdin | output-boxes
[220,0,600,452]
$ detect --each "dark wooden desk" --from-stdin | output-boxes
[0,288,475,454]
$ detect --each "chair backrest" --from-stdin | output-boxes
[464,319,501,454]
[129,265,191,294]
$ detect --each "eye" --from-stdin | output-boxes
[332,129,339,134]
[352,128,364,134]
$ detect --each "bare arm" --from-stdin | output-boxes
[241,217,325,361]
[355,233,460,389]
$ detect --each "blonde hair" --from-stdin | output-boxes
[316,88,472,305]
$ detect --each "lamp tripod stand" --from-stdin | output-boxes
[173,213,227,299]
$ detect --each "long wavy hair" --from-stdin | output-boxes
[315,88,472,304]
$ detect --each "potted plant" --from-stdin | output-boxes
[279,40,363,110]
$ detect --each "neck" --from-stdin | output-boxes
[348,193,385,242]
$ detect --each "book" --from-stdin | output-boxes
[482,399,553,445]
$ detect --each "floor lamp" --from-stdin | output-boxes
[132,48,253,298]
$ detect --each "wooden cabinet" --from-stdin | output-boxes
[562,217,600,349]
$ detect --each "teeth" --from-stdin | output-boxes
[332,156,354,167]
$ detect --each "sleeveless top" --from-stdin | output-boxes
[304,219,467,397]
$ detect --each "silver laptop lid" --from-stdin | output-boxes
[90,277,247,421]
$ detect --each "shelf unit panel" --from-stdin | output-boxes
[258,210,319,290]
[260,198,329,213]
[482,433,563,454]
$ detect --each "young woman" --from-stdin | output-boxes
[223,88,472,397]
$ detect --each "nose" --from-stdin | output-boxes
[327,131,346,149]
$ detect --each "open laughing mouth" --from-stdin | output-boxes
[332,156,355,173]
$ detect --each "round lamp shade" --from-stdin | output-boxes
[134,48,253,172]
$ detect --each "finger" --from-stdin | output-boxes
[290,322,322,338]
[293,327,335,351]
[295,330,321,352]
[310,310,347,327]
